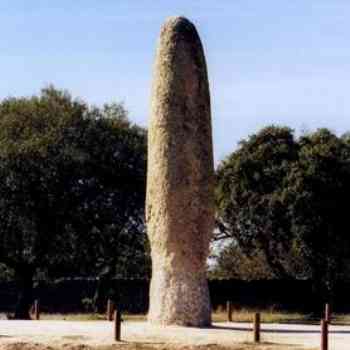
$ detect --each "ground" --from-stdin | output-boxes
[0,320,334,350]
[5,310,350,350]
[0,344,309,350]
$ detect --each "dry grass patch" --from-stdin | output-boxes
[40,310,307,323]
[40,310,314,324]
[40,313,146,322]
[0,344,315,350]
[212,308,310,324]
[36,308,350,325]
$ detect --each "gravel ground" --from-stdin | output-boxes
[0,320,339,349]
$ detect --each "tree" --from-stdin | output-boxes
[0,87,148,318]
[286,129,350,300]
[209,242,275,280]
[64,103,150,312]
[0,264,13,281]
[215,126,350,304]
[215,126,301,278]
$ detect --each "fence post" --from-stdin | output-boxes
[227,301,232,322]
[34,299,40,320]
[321,319,328,350]
[325,303,331,324]
[253,313,260,343]
[107,299,114,321]
[114,310,122,341]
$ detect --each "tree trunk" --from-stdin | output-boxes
[93,269,114,313]
[14,264,35,320]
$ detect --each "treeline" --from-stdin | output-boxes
[0,87,150,318]
[1,87,349,318]
[4,279,350,314]
[213,126,350,305]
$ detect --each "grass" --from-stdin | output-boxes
[212,308,311,324]
[40,309,312,324]
[214,307,350,325]
[34,307,350,325]
[40,313,147,321]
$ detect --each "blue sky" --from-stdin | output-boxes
[1,1,350,163]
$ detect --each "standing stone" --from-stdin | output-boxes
[146,16,214,327]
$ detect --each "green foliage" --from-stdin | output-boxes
[0,88,83,266]
[209,242,275,280]
[216,126,301,278]
[0,264,14,281]
[286,129,350,294]
[215,126,350,298]
[0,87,149,317]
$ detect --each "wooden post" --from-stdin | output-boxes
[114,310,122,341]
[227,301,232,322]
[253,313,260,343]
[325,303,331,324]
[321,319,328,350]
[107,299,114,321]
[34,299,40,320]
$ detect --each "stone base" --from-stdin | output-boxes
[148,268,211,327]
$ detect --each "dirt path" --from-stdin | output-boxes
[0,320,335,349]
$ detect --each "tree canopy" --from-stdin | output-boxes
[215,126,350,301]
[0,87,149,318]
